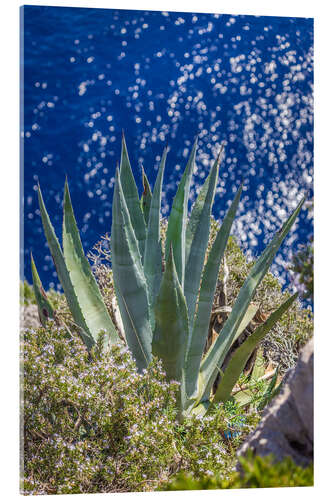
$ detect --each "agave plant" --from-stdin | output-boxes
[33,134,304,419]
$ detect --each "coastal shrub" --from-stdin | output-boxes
[22,321,259,495]
[162,452,314,490]
[21,224,312,493]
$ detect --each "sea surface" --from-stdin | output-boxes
[21,6,314,291]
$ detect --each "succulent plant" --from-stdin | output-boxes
[30,253,54,326]
[33,134,304,419]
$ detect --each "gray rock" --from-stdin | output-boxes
[237,337,313,467]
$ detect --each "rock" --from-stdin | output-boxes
[237,338,313,467]
[20,304,40,331]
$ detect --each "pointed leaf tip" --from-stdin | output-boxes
[169,242,174,260]
[62,179,119,347]
[31,252,54,326]
[217,142,225,164]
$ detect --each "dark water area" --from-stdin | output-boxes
[22,5,313,292]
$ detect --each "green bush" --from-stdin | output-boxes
[162,452,314,490]
[22,323,178,494]
[22,322,259,494]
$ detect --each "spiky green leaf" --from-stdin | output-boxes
[184,144,223,329]
[184,183,243,402]
[140,166,152,225]
[62,180,119,347]
[165,139,197,287]
[144,147,167,325]
[196,302,258,408]
[212,294,297,405]
[152,245,190,386]
[250,347,265,381]
[30,253,54,326]
[37,184,95,349]
[199,190,303,400]
[111,168,152,371]
[119,133,147,261]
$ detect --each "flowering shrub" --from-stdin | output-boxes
[22,323,178,494]
[22,322,257,494]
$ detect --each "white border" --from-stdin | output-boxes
[2,1,332,499]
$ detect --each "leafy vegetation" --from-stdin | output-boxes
[210,229,313,373]
[22,322,259,495]
[21,214,313,494]
[23,136,314,494]
[20,280,36,305]
[162,452,313,490]
[34,137,305,419]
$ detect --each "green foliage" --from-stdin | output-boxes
[36,135,305,419]
[31,253,54,326]
[22,322,259,495]
[229,368,281,411]
[257,366,282,411]
[212,293,297,406]
[20,280,36,305]
[22,322,178,494]
[37,180,119,349]
[162,452,313,490]
[91,228,313,378]
[210,232,313,373]
[20,279,63,310]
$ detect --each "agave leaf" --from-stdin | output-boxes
[194,302,258,408]
[190,401,210,417]
[152,245,190,387]
[198,198,304,404]
[140,166,152,226]
[250,347,265,381]
[30,253,54,326]
[111,168,152,371]
[37,184,95,349]
[62,180,119,347]
[232,390,253,407]
[184,184,243,403]
[119,133,147,261]
[184,145,223,330]
[211,293,298,405]
[185,143,225,266]
[144,147,167,325]
[165,138,197,287]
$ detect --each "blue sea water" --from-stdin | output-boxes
[21,5,313,291]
